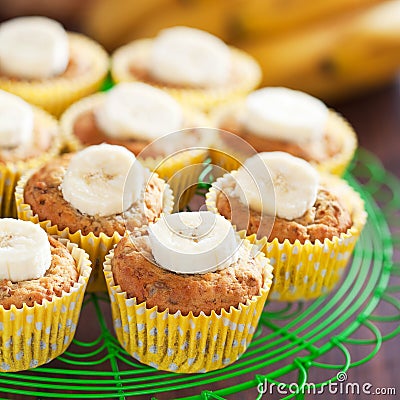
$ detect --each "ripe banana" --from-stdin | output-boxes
[95,82,183,141]
[0,219,52,282]
[240,1,400,100]
[148,211,239,274]
[0,90,34,148]
[61,144,144,217]
[0,16,69,79]
[83,0,175,50]
[233,152,319,220]
[234,0,383,38]
[150,26,231,87]
[241,87,328,142]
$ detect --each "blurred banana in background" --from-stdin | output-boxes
[83,0,400,101]
[232,0,383,38]
[239,0,400,100]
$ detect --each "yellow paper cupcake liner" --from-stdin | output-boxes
[111,39,262,111]
[15,172,174,292]
[208,148,248,174]
[60,92,104,154]
[103,243,273,374]
[0,238,91,372]
[0,108,62,218]
[206,172,367,301]
[0,33,109,117]
[318,111,358,176]
[140,150,207,211]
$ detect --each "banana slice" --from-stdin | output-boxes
[61,144,144,217]
[95,82,183,141]
[0,16,69,79]
[148,211,239,274]
[241,87,328,143]
[149,26,231,88]
[0,90,34,148]
[0,219,51,282]
[234,152,319,220]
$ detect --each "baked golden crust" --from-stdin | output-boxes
[216,186,352,244]
[23,154,166,237]
[111,236,267,316]
[0,236,78,310]
[218,111,342,163]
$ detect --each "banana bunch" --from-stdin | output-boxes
[83,0,400,101]
[240,0,400,100]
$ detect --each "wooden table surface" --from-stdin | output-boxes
[3,80,400,400]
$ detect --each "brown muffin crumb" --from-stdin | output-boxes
[111,236,267,316]
[0,236,78,310]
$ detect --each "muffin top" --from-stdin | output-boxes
[213,87,347,163]
[0,16,107,84]
[111,212,271,316]
[212,152,352,243]
[0,90,58,163]
[0,219,78,310]
[61,82,208,154]
[217,184,352,244]
[0,17,69,80]
[23,144,169,237]
[112,26,261,92]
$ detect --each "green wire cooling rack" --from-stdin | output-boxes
[0,148,399,399]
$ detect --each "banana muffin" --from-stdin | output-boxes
[215,176,352,244]
[0,90,61,217]
[60,82,208,155]
[206,152,367,301]
[104,211,273,373]
[111,232,267,316]
[22,146,169,237]
[0,218,91,372]
[0,234,78,310]
[0,92,59,165]
[211,87,357,175]
[0,16,108,116]
[207,152,353,243]
[111,26,261,110]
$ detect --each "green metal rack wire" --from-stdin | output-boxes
[0,148,399,399]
